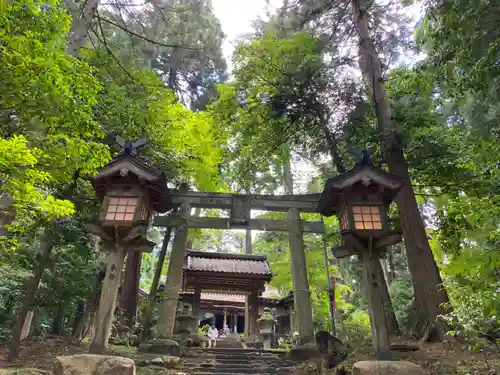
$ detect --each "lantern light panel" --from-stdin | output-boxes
[352,206,382,230]
[105,197,138,221]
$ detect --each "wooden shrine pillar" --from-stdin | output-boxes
[157,202,190,339]
[121,250,142,327]
[361,252,390,358]
[223,308,228,329]
[288,305,295,333]
[90,244,126,353]
[248,291,259,339]
[287,207,314,344]
[244,297,249,336]
[233,313,238,333]
[192,284,201,331]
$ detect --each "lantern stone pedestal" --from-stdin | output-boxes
[89,246,126,353]
[173,314,196,348]
[258,308,276,350]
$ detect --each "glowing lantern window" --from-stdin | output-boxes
[352,205,382,230]
[105,197,138,221]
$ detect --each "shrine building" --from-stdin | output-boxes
[155,250,294,337]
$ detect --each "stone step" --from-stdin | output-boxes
[214,360,251,365]
[194,373,272,375]
[214,356,251,360]
[204,348,263,353]
[194,367,255,374]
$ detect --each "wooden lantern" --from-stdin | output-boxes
[318,151,403,257]
[89,138,173,251]
[318,150,404,360]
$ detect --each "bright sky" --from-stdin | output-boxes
[212,0,282,71]
[212,0,423,72]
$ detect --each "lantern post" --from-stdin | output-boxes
[318,150,403,360]
[87,137,172,353]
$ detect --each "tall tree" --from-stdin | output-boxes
[262,0,450,340]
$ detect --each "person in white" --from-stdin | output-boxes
[207,324,219,348]
[223,324,231,337]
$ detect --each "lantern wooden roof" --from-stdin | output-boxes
[91,153,173,213]
[318,155,403,217]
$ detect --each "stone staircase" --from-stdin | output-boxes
[182,348,295,375]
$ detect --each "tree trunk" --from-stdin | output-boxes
[157,202,190,339]
[375,258,400,335]
[8,235,55,361]
[321,122,345,173]
[67,0,100,57]
[20,311,34,341]
[350,0,450,341]
[52,308,64,335]
[140,226,173,342]
[120,251,142,328]
[72,302,86,338]
[73,270,105,341]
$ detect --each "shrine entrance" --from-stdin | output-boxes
[178,250,272,338]
[153,191,324,344]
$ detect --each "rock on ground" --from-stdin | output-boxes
[138,339,180,356]
[0,369,50,375]
[151,358,164,367]
[147,356,181,368]
[352,361,426,375]
[162,356,181,367]
[54,354,135,375]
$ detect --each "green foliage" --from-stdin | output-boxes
[86,50,227,191]
[0,0,109,240]
[198,324,209,335]
[338,309,372,344]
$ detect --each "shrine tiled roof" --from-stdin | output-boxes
[184,250,272,276]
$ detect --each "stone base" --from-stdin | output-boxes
[352,361,426,375]
[138,339,181,356]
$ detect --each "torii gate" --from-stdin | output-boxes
[153,191,323,344]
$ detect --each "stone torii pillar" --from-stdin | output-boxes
[288,207,314,343]
[283,161,314,344]
[157,202,191,339]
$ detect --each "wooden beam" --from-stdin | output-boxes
[153,215,324,233]
[331,246,357,258]
[374,232,402,250]
[167,191,321,212]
